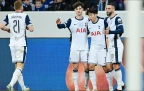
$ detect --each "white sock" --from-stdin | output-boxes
[10,68,21,87]
[84,71,89,87]
[106,71,113,90]
[72,70,78,90]
[89,70,97,90]
[114,68,124,90]
[18,73,26,90]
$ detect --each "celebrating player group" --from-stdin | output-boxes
[0,0,125,91]
[56,1,125,91]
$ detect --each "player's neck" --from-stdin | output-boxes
[75,15,83,20]
[93,17,98,23]
[110,13,116,18]
[15,10,21,13]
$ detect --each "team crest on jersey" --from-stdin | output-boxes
[85,23,87,27]
[98,26,100,29]
[118,18,122,24]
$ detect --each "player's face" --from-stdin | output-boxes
[74,6,83,16]
[88,13,97,22]
[106,5,114,16]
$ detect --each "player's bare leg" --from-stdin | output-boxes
[7,62,24,91]
[14,63,30,91]
[7,62,29,91]
[105,63,114,91]
[113,63,124,91]
[89,64,97,91]
[72,63,79,91]
[83,62,90,91]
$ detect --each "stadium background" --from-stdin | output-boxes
[0,12,143,90]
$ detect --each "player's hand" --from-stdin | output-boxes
[103,27,110,34]
[103,30,109,34]
[85,8,89,15]
[56,18,61,24]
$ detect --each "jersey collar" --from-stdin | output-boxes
[92,17,99,24]
[75,16,84,20]
[110,14,117,19]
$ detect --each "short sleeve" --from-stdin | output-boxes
[25,15,32,26]
[3,15,9,25]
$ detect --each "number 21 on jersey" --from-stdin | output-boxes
[13,20,20,33]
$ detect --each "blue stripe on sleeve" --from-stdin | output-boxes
[3,15,9,25]
[25,15,32,26]
[104,20,108,30]
[109,17,124,34]
[57,18,71,29]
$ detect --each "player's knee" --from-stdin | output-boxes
[106,63,113,71]
[107,67,113,72]
[113,63,120,70]
[84,68,89,72]
[102,66,109,73]
[84,65,89,72]
[89,64,95,70]
[73,63,78,70]
[102,66,107,73]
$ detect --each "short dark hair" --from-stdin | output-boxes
[73,1,84,9]
[107,3,116,8]
[87,8,98,15]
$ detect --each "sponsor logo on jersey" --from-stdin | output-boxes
[91,31,101,36]
[76,28,86,33]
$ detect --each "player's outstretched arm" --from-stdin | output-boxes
[103,26,124,34]
[109,17,124,34]
[108,26,124,34]
[56,18,71,29]
[56,18,65,29]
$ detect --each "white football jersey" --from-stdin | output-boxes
[3,12,32,46]
[88,17,108,50]
[70,17,89,50]
[105,14,124,48]
[64,17,89,50]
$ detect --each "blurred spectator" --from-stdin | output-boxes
[115,0,125,10]
[82,0,93,10]
[42,0,53,10]
[0,0,12,11]
[22,0,32,11]
[98,0,108,11]
[0,0,127,11]
[50,0,65,11]
[35,0,45,11]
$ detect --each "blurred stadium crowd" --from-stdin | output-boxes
[0,0,126,11]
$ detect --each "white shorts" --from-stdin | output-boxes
[106,47,123,63]
[69,50,88,63]
[88,49,107,66]
[10,46,27,63]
